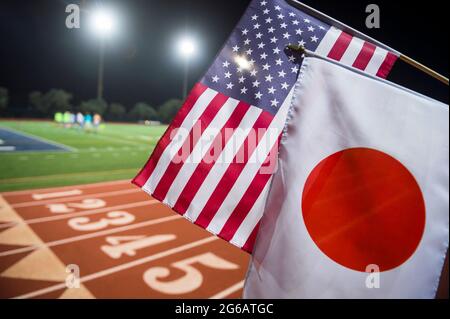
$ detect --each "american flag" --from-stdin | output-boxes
[133,0,398,253]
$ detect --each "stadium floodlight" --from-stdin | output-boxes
[178,36,197,58]
[177,35,198,100]
[89,8,118,101]
[90,9,117,37]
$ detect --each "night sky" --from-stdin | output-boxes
[0,0,448,111]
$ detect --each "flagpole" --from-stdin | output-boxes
[398,55,449,85]
[287,0,449,86]
[288,45,447,104]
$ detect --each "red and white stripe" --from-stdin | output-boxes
[315,26,398,78]
[133,28,398,254]
[133,83,293,253]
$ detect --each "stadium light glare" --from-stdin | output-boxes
[234,55,251,70]
[178,37,196,58]
[89,8,118,100]
[176,35,198,100]
[90,9,117,37]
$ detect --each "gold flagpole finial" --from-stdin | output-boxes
[287,44,306,54]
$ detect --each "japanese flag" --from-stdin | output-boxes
[244,56,449,298]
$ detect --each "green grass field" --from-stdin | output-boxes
[0,120,167,192]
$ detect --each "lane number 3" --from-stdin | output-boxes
[68,211,135,231]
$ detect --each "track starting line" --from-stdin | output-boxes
[0,180,249,299]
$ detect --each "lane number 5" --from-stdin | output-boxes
[143,252,239,295]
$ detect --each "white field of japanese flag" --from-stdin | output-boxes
[243,56,449,299]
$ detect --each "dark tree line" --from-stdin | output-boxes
[0,87,182,124]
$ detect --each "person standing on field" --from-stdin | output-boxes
[84,113,93,132]
[93,113,102,132]
[76,112,84,130]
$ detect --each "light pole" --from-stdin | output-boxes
[182,57,189,101]
[90,9,116,101]
[178,37,196,100]
[97,38,105,100]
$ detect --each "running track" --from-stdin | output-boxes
[0,180,249,299]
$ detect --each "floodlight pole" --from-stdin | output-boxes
[182,57,189,100]
[97,38,105,101]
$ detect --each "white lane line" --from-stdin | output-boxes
[209,280,245,299]
[0,200,158,229]
[14,236,218,299]
[0,143,151,155]
[32,190,83,201]
[85,133,145,146]
[0,179,131,196]
[13,188,141,208]
[62,148,143,154]
[0,214,183,257]
[0,170,135,187]
[0,146,16,151]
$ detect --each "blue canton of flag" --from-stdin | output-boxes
[202,0,328,115]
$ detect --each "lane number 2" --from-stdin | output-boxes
[47,199,106,214]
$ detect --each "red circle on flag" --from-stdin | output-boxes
[302,148,425,272]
